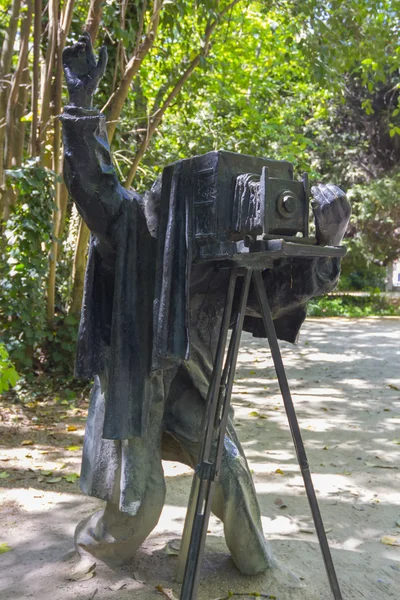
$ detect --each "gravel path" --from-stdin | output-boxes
[1,317,399,600]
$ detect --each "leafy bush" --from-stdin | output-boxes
[338,239,387,291]
[0,343,19,393]
[1,164,55,369]
[308,292,400,318]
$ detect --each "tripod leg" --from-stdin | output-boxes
[252,271,343,600]
[178,269,251,600]
[176,267,239,586]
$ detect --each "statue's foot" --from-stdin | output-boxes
[265,559,304,590]
[74,509,137,568]
[231,537,275,576]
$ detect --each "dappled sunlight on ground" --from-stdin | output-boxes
[1,317,400,599]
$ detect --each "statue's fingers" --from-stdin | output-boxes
[311,196,322,215]
[326,184,346,199]
[79,31,96,67]
[318,184,338,204]
[62,42,86,65]
[62,64,80,87]
[310,184,327,206]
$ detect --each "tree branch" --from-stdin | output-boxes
[103,0,161,145]
[124,0,242,188]
[85,0,104,43]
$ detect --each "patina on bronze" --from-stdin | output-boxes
[60,33,351,596]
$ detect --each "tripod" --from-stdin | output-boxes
[176,266,343,600]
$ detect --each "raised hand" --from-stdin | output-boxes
[311,184,351,246]
[62,32,107,108]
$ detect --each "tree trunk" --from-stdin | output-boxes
[85,0,104,43]
[1,0,33,220]
[12,66,30,168]
[104,0,161,145]
[0,0,22,185]
[69,219,90,319]
[39,0,58,161]
[46,0,76,328]
[30,0,42,157]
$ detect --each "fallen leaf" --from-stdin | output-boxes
[275,468,284,475]
[66,425,77,432]
[300,527,314,534]
[63,473,79,483]
[352,504,366,511]
[66,445,80,451]
[75,571,94,581]
[47,477,62,484]
[69,558,96,581]
[155,585,179,600]
[396,519,400,527]
[389,384,400,391]
[0,471,10,479]
[21,440,33,446]
[0,543,11,554]
[381,536,400,546]
[40,470,53,477]
[248,411,259,417]
[164,541,179,556]
[365,462,398,469]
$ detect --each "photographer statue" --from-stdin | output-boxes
[61,34,351,573]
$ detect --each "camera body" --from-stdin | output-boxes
[159,151,327,264]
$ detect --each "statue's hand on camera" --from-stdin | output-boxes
[62,32,107,108]
[311,184,351,247]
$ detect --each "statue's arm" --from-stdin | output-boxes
[60,33,125,242]
[61,106,124,240]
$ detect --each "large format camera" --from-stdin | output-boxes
[159,150,345,265]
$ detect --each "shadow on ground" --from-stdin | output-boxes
[1,317,400,599]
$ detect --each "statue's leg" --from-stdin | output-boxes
[75,370,174,567]
[163,371,274,575]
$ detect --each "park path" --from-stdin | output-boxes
[1,317,400,600]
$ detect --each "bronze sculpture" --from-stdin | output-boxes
[61,33,351,576]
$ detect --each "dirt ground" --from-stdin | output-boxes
[1,317,400,600]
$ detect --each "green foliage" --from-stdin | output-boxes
[348,171,400,266]
[308,292,400,317]
[0,164,80,375]
[0,342,19,393]
[338,239,387,290]
[1,163,55,368]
